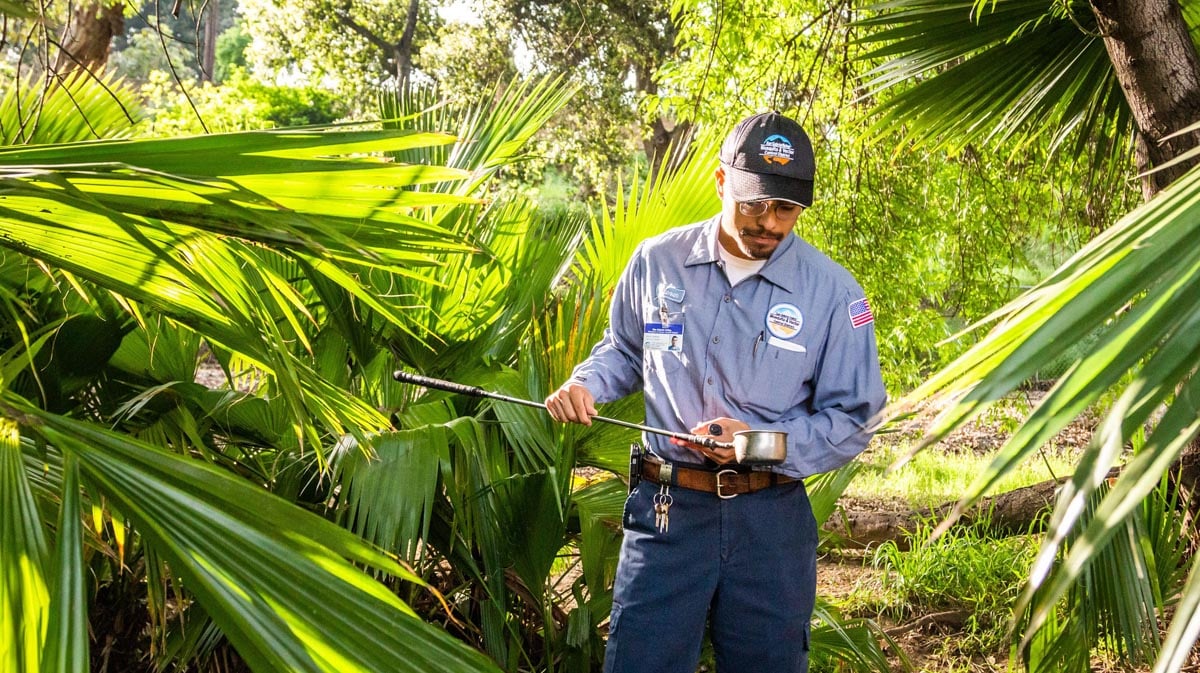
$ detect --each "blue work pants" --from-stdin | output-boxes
[603,477,817,673]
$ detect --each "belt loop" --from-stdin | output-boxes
[716,469,739,499]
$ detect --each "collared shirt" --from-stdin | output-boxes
[567,215,887,479]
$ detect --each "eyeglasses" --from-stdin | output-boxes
[737,200,804,222]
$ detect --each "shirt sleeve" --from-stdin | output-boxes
[769,290,887,479]
[566,245,647,403]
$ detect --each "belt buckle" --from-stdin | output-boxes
[715,469,739,499]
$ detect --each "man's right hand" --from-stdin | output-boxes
[544,382,597,425]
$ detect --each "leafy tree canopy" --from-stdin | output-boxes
[237,0,444,109]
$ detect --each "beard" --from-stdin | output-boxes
[738,227,784,259]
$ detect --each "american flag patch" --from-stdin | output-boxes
[848,298,874,328]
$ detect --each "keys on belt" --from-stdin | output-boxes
[639,456,796,499]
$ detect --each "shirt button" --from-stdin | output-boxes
[706,377,714,385]
[712,336,720,344]
[723,295,732,303]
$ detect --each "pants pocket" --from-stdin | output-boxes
[603,603,624,673]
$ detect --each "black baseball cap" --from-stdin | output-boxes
[719,111,815,207]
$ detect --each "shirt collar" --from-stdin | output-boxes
[685,216,800,292]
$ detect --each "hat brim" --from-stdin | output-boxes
[724,165,813,207]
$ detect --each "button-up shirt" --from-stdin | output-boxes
[567,215,887,479]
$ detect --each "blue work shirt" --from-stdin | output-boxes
[567,215,887,479]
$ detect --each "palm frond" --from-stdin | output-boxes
[812,601,902,673]
[1,71,140,145]
[0,125,487,453]
[0,418,49,673]
[573,142,719,289]
[1157,551,1200,673]
[19,402,500,673]
[43,454,88,673]
[382,75,581,187]
[332,424,445,559]
[856,0,1130,167]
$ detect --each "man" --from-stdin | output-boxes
[545,111,886,672]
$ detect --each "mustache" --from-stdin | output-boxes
[739,227,783,240]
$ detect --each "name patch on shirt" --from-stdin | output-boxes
[645,322,684,351]
[661,284,686,303]
[765,303,803,339]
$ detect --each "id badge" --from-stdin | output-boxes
[644,322,684,352]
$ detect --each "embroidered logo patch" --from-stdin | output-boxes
[766,303,803,339]
[848,298,874,328]
[760,134,795,166]
[661,284,686,303]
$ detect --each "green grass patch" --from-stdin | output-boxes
[847,441,1077,510]
[844,517,1038,660]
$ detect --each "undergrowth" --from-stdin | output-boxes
[844,517,1038,663]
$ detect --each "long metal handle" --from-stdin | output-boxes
[392,370,730,450]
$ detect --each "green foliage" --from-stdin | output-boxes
[136,69,348,135]
[865,518,1039,658]
[653,0,836,129]
[854,0,1130,175]
[494,0,679,197]
[1016,476,1195,673]
[214,23,252,83]
[237,0,444,110]
[109,25,201,84]
[851,443,1076,511]
[806,128,1133,391]
[886,117,1200,673]
[418,16,518,103]
[0,70,516,670]
[0,72,141,144]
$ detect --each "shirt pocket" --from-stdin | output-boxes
[734,338,813,417]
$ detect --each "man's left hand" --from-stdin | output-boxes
[670,417,750,464]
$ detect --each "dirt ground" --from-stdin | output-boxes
[816,397,1200,673]
[817,545,1200,672]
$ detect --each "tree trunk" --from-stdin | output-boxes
[643,117,693,179]
[200,0,220,82]
[395,0,421,87]
[1089,0,1200,199]
[54,1,124,74]
[1089,0,1200,515]
[636,63,692,180]
[826,458,1200,549]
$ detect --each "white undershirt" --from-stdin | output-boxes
[718,243,766,286]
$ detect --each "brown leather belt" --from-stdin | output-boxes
[641,458,797,499]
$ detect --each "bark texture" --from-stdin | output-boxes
[826,457,1200,549]
[827,477,1065,550]
[1089,0,1200,197]
[54,1,124,74]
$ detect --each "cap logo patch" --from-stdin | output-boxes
[760,134,795,166]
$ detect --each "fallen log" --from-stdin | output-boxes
[826,468,1132,551]
[828,450,1200,549]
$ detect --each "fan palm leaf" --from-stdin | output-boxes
[1,124,481,452]
[5,398,501,673]
[0,71,565,670]
[855,0,1131,170]
[0,71,141,145]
